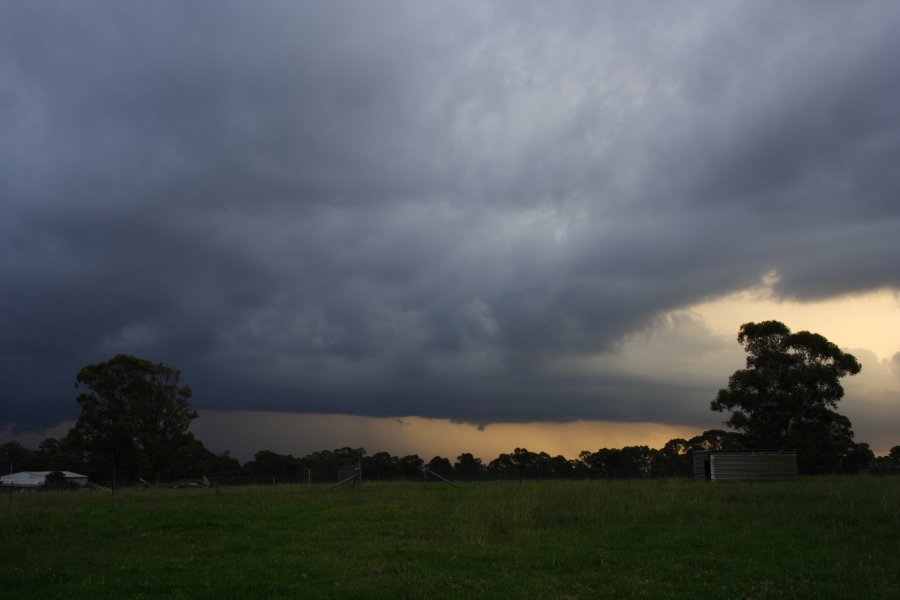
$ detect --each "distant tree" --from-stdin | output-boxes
[209,450,243,477]
[398,454,424,479]
[453,453,484,480]
[298,449,334,475]
[487,448,551,480]
[41,470,78,491]
[841,442,875,474]
[569,455,590,479]
[580,449,612,478]
[0,441,32,474]
[616,446,654,478]
[711,321,863,473]
[507,447,566,479]
[30,437,89,475]
[488,452,516,479]
[511,448,539,477]
[364,452,400,480]
[69,354,197,483]
[332,447,366,465]
[650,438,692,478]
[244,450,300,478]
[871,445,900,475]
[294,447,365,480]
[426,456,454,479]
[547,454,573,479]
[580,447,653,479]
[687,429,744,453]
[168,437,242,479]
[578,450,599,476]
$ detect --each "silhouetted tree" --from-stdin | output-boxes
[244,450,300,478]
[0,441,32,474]
[427,456,454,479]
[69,354,197,482]
[840,442,874,474]
[364,452,400,480]
[453,453,484,480]
[41,470,79,491]
[687,429,744,452]
[650,438,692,478]
[399,454,424,479]
[547,454,573,479]
[579,447,654,479]
[711,321,863,473]
[168,437,241,479]
[568,456,590,479]
[30,437,89,475]
[489,449,547,480]
[871,446,900,475]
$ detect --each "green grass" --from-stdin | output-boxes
[1,478,898,598]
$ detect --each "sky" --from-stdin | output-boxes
[2,1,899,460]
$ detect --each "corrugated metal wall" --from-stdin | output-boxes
[0,472,46,487]
[692,452,709,480]
[710,452,797,481]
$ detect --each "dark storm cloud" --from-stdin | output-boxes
[2,1,899,428]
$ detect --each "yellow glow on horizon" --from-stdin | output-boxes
[689,287,900,361]
[193,410,700,462]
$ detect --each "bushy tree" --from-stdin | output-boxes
[426,456,454,479]
[167,438,241,479]
[364,451,401,480]
[711,321,862,473]
[650,438,692,478]
[69,354,197,482]
[579,447,654,479]
[453,452,484,480]
[687,429,744,453]
[41,471,79,491]
[244,450,300,478]
[398,454,424,479]
[0,441,32,474]
[871,445,900,475]
[30,437,89,475]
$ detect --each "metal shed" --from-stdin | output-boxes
[0,471,90,490]
[693,450,797,481]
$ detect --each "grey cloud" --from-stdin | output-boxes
[2,1,899,431]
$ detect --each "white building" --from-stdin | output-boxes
[0,471,89,490]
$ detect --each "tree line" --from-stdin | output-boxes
[3,430,898,485]
[3,320,898,484]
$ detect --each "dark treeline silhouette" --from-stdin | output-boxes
[4,433,897,486]
[3,322,891,488]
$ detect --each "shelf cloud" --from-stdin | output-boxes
[2,2,899,447]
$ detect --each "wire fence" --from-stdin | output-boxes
[2,460,706,495]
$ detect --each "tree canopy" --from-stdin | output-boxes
[69,354,197,481]
[710,320,865,473]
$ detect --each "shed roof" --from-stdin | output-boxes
[0,471,89,487]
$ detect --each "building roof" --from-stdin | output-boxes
[0,471,89,487]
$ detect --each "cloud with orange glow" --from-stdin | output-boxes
[2,2,899,457]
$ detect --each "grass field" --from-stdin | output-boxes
[1,477,898,599]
